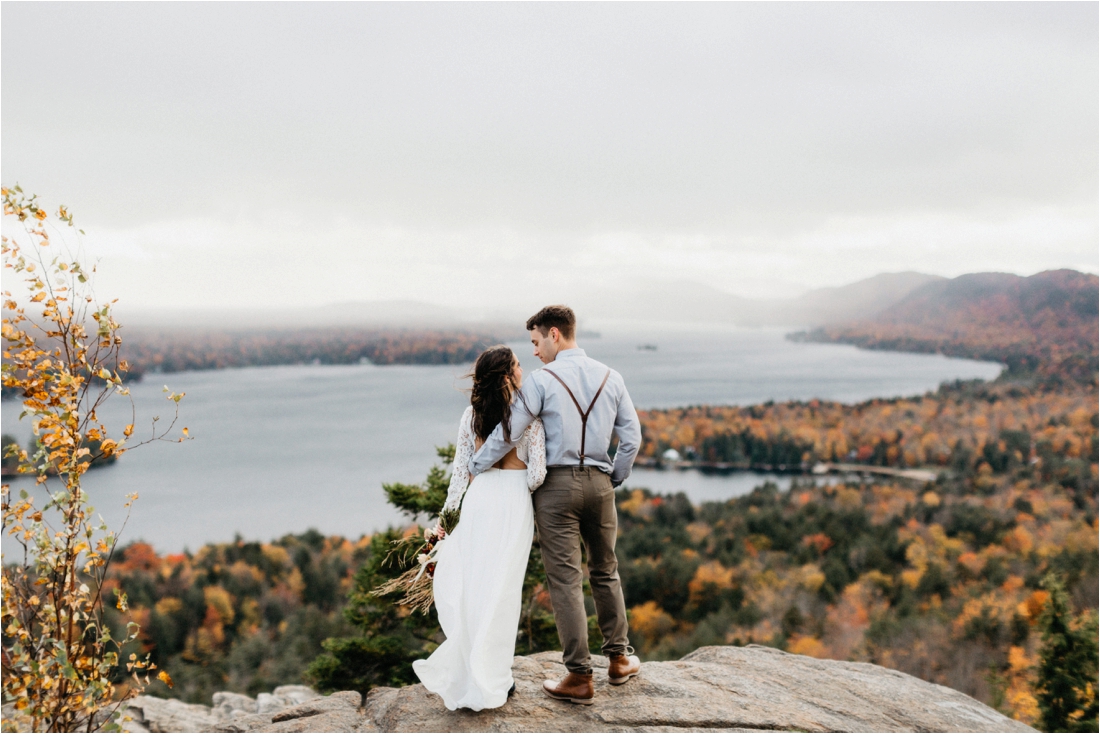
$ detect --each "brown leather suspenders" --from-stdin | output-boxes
[543,368,611,466]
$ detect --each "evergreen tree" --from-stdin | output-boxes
[1036,574,1098,733]
[304,526,442,692]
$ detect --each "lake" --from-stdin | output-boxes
[1,328,1001,552]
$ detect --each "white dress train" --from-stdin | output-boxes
[412,406,546,711]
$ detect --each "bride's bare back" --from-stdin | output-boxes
[474,438,527,471]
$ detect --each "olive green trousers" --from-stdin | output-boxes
[533,466,631,675]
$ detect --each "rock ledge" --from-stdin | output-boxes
[129,646,1035,733]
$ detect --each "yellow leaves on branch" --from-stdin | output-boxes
[3,187,180,731]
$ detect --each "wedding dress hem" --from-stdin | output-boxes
[413,436,537,710]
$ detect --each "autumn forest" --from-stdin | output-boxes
[73,269,1097,731]
[8,266,1098,731]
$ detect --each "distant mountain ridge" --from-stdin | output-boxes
[113,269,1096,348]
[873,269,1096,329]
[529,271,948,329]
[799,269,1099,384]
[772,271,946,326]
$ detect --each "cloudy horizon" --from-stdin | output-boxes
[2,2,1096,314]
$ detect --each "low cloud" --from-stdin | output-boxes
[2,2,1095,312]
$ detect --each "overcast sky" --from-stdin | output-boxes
[2,2,1096,315]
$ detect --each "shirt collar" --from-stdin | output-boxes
[554,348,586,360]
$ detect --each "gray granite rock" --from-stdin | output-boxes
[131,646,1037,733]
[218,691,362,733]
[213,692,259,719]
[254,694,280,716]
[257,685,321,714]
[273,686,323,707]
[123,695,221,733]
[218,713,279,733]
[363,646,1034,733]
[123,688,324,733]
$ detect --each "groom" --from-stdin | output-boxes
[469,305,642,704]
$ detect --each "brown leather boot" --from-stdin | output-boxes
[608,652,641,685]
[542,672,595,704]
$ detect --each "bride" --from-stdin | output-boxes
[412,345,546,711]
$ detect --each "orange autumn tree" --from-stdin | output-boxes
[1,186,187,732]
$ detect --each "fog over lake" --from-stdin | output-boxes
[2,329,1002,552]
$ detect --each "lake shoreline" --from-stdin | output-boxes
[1,330,1003,553]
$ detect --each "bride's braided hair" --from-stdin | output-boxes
[469,345,519,442]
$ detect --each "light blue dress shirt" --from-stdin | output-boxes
[469,348,641,487]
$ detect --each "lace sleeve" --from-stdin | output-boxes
[524,418,547,492]
[443,407,474,513]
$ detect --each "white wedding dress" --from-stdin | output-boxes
[412,406,546,711]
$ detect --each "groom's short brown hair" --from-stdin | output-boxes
[526,305,576,340]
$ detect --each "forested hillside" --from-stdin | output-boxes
[100,532,362,704]
[96,268,1098,730]
[638,381,1095,488]
[0,325,513,399]
[102,377,1097,727]
[118,328,509,376]
[796,269,1098,385]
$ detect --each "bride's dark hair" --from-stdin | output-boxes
[470,345,519,442]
